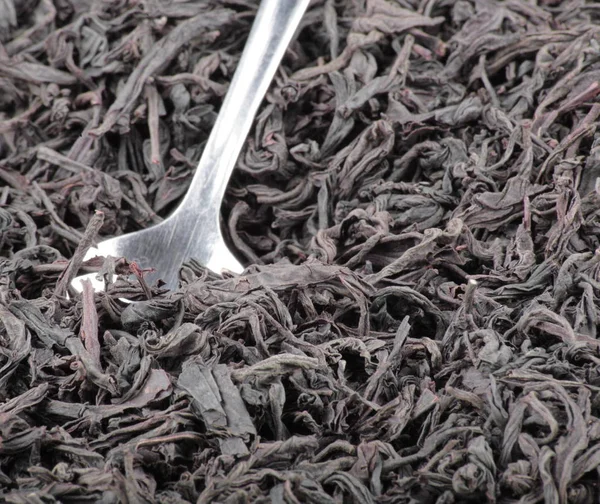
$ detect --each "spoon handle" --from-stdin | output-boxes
[176,0,310,221]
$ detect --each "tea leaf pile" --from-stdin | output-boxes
[1,0,600,502]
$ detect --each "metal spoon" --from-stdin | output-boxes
[71,0,309,294]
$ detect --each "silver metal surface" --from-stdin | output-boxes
[72,0,309,293]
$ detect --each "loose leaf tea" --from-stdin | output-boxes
[1,0,600,502]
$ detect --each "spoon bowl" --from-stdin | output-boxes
[75,209,242,292]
